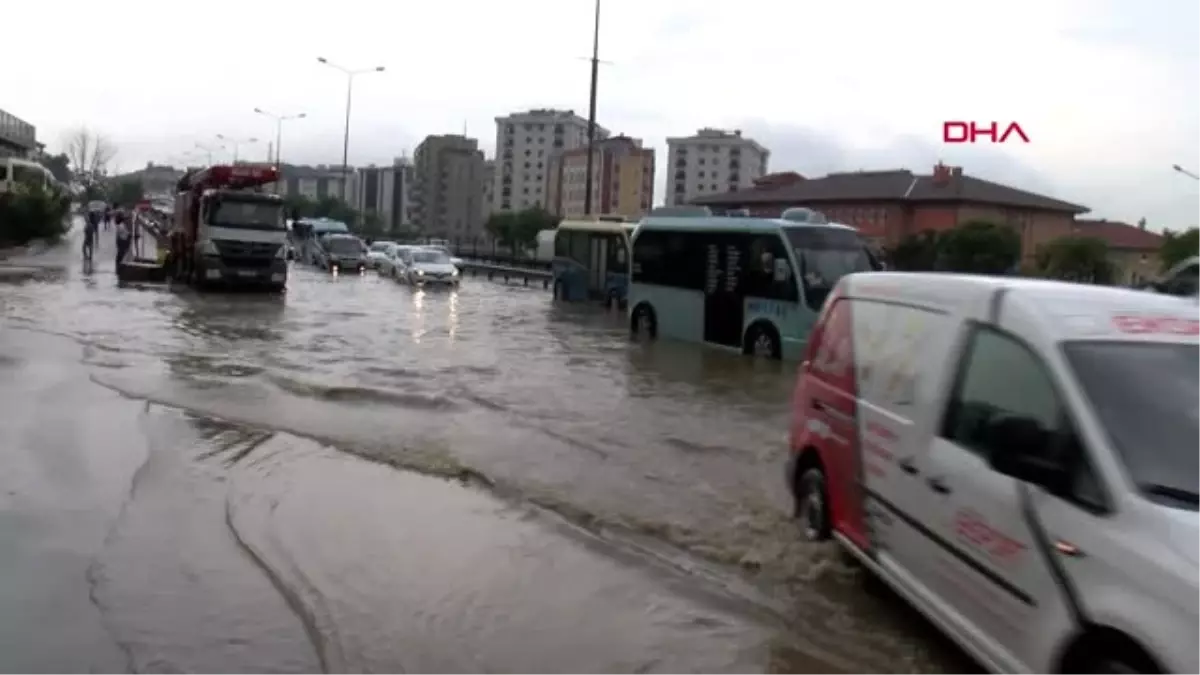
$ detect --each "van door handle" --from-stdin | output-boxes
[926,477,952,494]
[897,458,919,475]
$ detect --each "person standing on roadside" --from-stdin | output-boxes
[114,210,132,268]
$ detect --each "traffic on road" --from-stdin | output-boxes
[0,213,1195,673]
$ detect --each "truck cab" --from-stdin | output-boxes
[172,165,289,291]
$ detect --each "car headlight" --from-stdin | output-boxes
[417,270,425,276]
[198,240,219,256]
[451,268,459,276]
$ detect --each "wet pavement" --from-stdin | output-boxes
[0,226,974,673]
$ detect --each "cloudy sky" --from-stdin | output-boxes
[5,0,1197,228]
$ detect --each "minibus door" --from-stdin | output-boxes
[703,235,745,348]
[589,235,608,297]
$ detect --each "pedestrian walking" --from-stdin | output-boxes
[115,213,132,268]
[83,211,100,261]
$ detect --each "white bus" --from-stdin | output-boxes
[0,157,55,194]
[627,207,881,360]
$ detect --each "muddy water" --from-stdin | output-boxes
[0,234,974,672]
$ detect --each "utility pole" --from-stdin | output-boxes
[582,0,601,216]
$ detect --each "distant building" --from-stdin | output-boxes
[492,108,609,212]
[0,108,37,159]
[352,157,414,234]
[692,162,1090,258]
[113,162,185,195]
[275,164,356,203]
[480,159,495,222]
[547,135,655,219]
[411,134,486,238]
[1071,218,1165,286]
[665,128,770,206]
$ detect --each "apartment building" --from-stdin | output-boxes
[0,108,37,159]
[352,157,414,234]
[411,134,487,238]
[547,135,655,220]
[665,128,770,206]
[492,108,609,212]
[480,159,495,222]
[276,164,357,203]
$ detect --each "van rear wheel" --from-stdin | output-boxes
[630,304,657,340]
[796,466,831,542]
[745,323,782,360]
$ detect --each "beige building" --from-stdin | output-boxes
[547,135,655,220]
[352,157,414,234]
[492,108,609,212]
[411,134,486,238]
[480,159,495,222]
[666,128,769,206]
[1071,218,1165,285]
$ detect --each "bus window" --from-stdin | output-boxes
[10,163,47,188]
[744,234,798,302]
[568,231,589,265]
[0,164,7,181]
[785,227,874,311]
[632,230,666,282]
[554,230,570,257]
[607,233,627,270]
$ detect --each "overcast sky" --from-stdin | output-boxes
[5,0,1197,228]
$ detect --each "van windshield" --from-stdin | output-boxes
[1063,341,1198,508]
[210,198,285,230]
[785,227,877,307]
[326,237,364,255]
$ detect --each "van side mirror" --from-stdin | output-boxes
[986,417,1069,492]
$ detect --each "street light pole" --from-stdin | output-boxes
[1172,164,1199,181]
[318,57,385,202]
[583,0,601,216]
[254,108,306,170]
[216,135,257,164]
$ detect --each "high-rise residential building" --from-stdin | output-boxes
[480,159,495,222]
[410,134,487,239]
[665,128,770,206]
[547,135,655,220]
[492,108,609,212]
[353,157,414,235]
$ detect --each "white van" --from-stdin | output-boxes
[787,272,1198,674]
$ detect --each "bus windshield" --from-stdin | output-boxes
[785,227,877,306]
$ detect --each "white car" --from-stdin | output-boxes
[404,248,460,287]
[366,241,397,269]
[422,244,464,269]
[379,245,417,279]
[787,272,1198,674]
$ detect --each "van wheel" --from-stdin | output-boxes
[795,466,832,542]
[630,304,657,340]
[745,323,782,360]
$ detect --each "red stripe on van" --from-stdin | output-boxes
[798,287,869,550]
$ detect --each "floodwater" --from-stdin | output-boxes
[0,229,973,673]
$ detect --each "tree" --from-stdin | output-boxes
[887,230,941,271]
[63,127,117,183]
[110,179,145,208]
[937,220,1022,274]
[1160,227,1198,271]
[40,153,72,183]
[1034,235,1114,284]
[485,207,559,255]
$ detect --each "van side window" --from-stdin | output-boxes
[941,327,1107,511]
[554,231,569,257]
[940,328,1061,458]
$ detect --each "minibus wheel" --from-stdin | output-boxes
[744,322,782,360]
[630,303,657,340]
[795,463,832,541]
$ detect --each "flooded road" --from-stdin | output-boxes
[0,231,973,672]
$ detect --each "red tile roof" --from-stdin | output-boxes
[694,165,1088,214]
[1072,219,1164,251]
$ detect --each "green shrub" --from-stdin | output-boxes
[0,183,71,247]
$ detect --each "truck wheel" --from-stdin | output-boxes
[795,464,832,542]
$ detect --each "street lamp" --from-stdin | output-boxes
[254,108,306,170]
[317,56,385,200]
[216,134,258,164]
[1172,164,1199,181]
[583,0,601,216]
[194,142,223,165]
